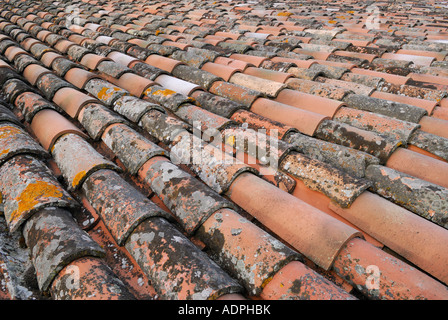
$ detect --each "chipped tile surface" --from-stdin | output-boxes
[0,0,446,302]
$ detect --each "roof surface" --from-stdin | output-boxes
[0,0,447,301]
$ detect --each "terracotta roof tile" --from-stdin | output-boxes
[23,207,105,292]
[52,86,97,119]
[30,108,87,151]
[366,164,448,228]
[50,256,136,300]
[0,154,78,232]
[201,61,240,81]
[82,169,172,245]
[51,133,121,190]
[78,102,129,140]
[22,63,49,85]
[124,216,243,299]
[330,191,448,285]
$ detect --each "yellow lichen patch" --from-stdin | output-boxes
[226,135,236,146]
[347,10,355,14]
[151,89,176,97]
[143,87,153,96]
[12,181,63,222]
[72,170,86,188]
[0,148,10,156]
[261,276,274,289]
[277,12,292,16]
[0,125,22,140]
[328,20,337,24]
[97,86,121,101]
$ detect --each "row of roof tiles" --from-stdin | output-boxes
[0,0,447,300]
